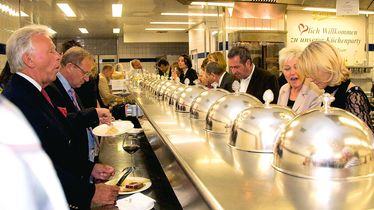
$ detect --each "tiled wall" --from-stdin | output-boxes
[0,0,20,70]
[56,37,188,74]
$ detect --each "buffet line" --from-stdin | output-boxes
[126,74,374,210]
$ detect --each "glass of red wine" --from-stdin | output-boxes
[122,134,140,176]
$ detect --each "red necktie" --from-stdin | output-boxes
[41,89,67,117]
[41,89,53,106]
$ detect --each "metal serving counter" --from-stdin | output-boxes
[134,89,374,210]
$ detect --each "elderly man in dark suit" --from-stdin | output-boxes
[2,24,118,210]
[205,61,236,92]
[228,46,279,103]
[45,46,113,162]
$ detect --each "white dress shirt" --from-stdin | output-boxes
[239,64,255,93]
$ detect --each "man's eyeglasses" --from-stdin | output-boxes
[70,63,91,77]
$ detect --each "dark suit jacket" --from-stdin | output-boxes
[219,72,236,92]
[246,67,279,103]
[3,74,95,210]
[179,68,198,85]
[158,68,172,79]
[45,77,99,170]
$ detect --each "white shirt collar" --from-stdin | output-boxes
[218,71,227,86]
[16,72,42,91]
[239,64,255,93]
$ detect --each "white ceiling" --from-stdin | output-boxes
[7,0,374,39]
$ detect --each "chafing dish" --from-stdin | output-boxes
[163,83,180,103]
[206,92,262,134]
[175,85,207,113]
[169,85,188,107]
[273,93,374,180]
[158,80,174,100]
[230,90,295,152]
[154,79,169,98]
[190,88,229,120]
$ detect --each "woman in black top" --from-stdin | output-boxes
[178,54,198,85]
[298,41,373,132]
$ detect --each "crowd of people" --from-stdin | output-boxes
[1,24,373,209]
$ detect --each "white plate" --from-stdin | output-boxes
[106,177,152,195]
[92,120,134,137]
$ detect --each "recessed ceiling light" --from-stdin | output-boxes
[191,2,234,7]
[0,3,28,17]
[79,28,89,34]
[145,28,186,31]
[112,4,123,17]
[113,28,120,33]
[57,3,76,17]
[161,12,220,17]
[150,21,196,25]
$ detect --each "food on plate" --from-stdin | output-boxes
[119,180,146,192]
[106,125,119,135]
[126,181,145,189]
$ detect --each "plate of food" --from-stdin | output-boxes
[106,177,152,195]
[92,120,134,137]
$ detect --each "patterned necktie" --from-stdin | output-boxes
[68,88,98,162]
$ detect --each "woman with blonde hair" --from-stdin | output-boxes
[298,41,373,131]
[208,51,227,70]
[277,47,322,114]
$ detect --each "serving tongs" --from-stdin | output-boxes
[116,166,134,186]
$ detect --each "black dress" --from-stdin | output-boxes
[325,79,373,132]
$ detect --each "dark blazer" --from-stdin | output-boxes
[246,66,279,103]
[158,68,172,79]
[219,72,236,92]
[3,74,95,210]
[45,77,99,169]
[179,68,198,85]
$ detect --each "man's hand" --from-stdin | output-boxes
[92,183,119,205]
[92,163,115,180]
[96,108,112,124]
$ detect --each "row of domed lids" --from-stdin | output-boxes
[140,76,374,181]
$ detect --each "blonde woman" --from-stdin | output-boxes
[298,41,373,131]
[208,51,227,70]
[277,47,322,114]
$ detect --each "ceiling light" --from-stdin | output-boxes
[0,3,28,17]
[79,28,89,34]
[57,3,76,17]
[112,4,122,17]
[161,12,220,17]
[150,21,196,25]
[359,10,374,15]
[145,28,186,31]
[302,7,336,13]
[113,28,120,33]
[191,2,234,7]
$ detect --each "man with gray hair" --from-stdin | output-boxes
[205,61,236,92]
[3,24,118,209]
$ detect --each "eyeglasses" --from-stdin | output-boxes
[70,62,91,77]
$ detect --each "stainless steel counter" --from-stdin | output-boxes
[134,89,374,210]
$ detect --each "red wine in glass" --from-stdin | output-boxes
[123,144,140,154]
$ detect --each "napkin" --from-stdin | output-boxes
[116,193,155,210]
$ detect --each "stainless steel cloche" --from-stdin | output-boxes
[272,93,374,180]
[230,90,296,152]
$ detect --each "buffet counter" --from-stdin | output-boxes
[133,89,374,210]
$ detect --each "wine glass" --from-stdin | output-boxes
[122,134,140,176]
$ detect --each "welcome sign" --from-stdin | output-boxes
[287,10,366,66]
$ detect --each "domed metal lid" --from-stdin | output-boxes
[176,85,207,113]
[190,87,229,120]
[272,93,374,180]
[230,90,296,153]
[206,81,263,134]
